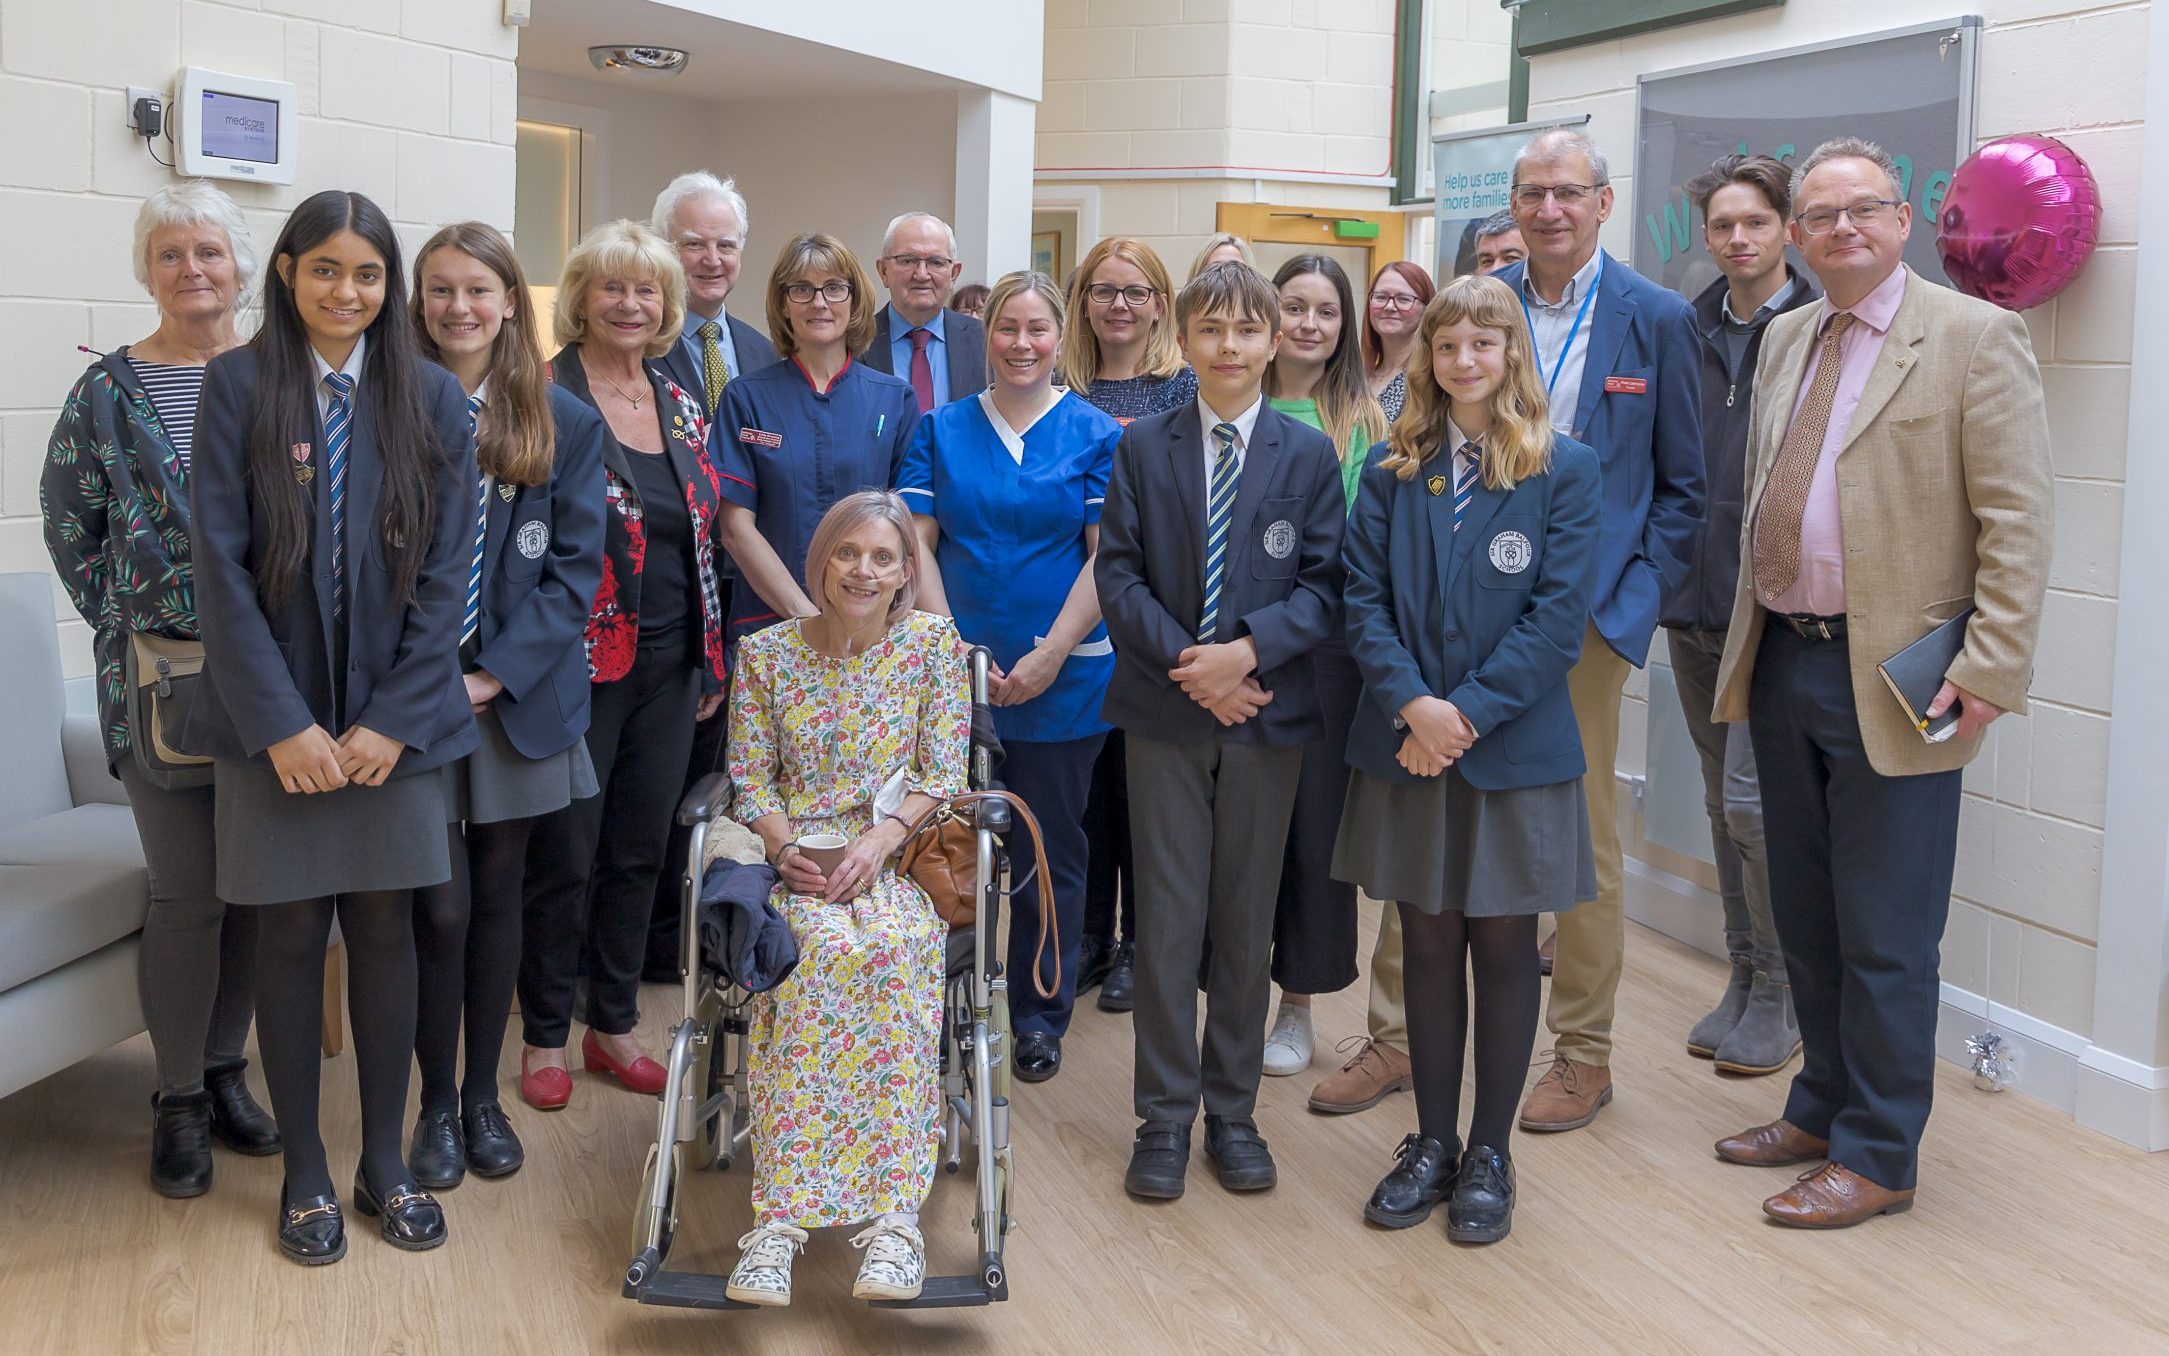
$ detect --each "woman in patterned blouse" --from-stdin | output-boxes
[723,490,971,1308]
[41,181,281,1200]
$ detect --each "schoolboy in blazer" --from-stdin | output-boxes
[1097,261,1344,1203]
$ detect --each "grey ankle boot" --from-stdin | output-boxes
[1712,971,1802,1075]
[1687,961,1754,1058]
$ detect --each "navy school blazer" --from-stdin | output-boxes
[184,345,480,776]
[1342,433,1602,791]
[470,384,609,760]
[1095,401,1345,746]
[1495,253,1703,667]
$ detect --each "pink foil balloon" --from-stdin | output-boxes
[1937,134,2101,311]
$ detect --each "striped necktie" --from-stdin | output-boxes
[461,393,487,646]
[1198,421,1240,642]
[699,321,727,415]
[322,372,354,624]
[1453,441,1479,532]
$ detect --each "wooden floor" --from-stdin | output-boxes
[5,901,2167,1355]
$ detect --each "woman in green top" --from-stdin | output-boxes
[1258,254,1389,1078]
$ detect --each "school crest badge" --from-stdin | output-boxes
[1488,530,1533,574]
[517,521,550,560]
[1262,519,1297,560]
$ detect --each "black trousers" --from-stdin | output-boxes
[646,705,726,979]
[1271,640,1361,995]
[1749,625,1962,1192]
[1081,731,1135,947]
[519,640,701,1046]
[1004,733,1107,1040]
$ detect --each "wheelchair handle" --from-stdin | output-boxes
[676,771,733,827]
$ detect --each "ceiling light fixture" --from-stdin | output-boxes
[587,45,689,76]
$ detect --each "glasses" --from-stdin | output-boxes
[1510,183,1602,208]
[1087,283,1158,307]
[886,253,954,274]
[1368,291,1422,311]
[1794,199,1901,235]
[785,280,854,304]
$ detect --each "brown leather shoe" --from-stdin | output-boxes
[1715,1118,1830,1167]
[1537,933,1555,976]
[1762,1162,1914,1228]
[1307,1038,1413,1114]
[1517,1053,1612,1132]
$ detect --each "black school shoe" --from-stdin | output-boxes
[1097,942,1137,1013]
[1014,1032,1062,1083]
[204,1060,281,1156]
[352,1173,447,1251]
[462,1102,525,1178]
[1446,1146,1516,1244]
[1364,1133,1459,1228]
[150,1090,215,1199]
[278,1182,347,1265]
[1204,1115,1277,1192]
[1124,1120,1192,1200]
[408,1109,466,1191]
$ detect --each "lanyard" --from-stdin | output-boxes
[1520,254,1601,399]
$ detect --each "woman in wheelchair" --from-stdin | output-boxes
[723,489,972,1306]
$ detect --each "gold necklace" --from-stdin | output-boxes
[598,373,648,409]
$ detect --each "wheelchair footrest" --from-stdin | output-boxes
[869,1270,1007,1309]
[629,1271,760,1310]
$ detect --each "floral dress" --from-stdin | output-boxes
[726,609,972,1226]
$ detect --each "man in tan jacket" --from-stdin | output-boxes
[1709,138,2052,1228]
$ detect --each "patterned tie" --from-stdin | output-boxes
[907,327,935,415]
[1198,422,1241,642]
[322,372,354,624]
[461,393,487,646]
[1752,311,1858,600]
[1453,441,1480,532]
[699,320,728,415]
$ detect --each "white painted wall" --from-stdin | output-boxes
[652,0,1041,102]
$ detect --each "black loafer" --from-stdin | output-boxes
[1204,1115,1277,1192]
[1075,939,1115,996]
[353,1174,447,1251]
[278,1182,347,1265]
[1446,1145,1516,1244]
[1014,1032,1062,1083]
[1096,941,1137,1013]
[1123,1119,1191,1200]
[1365,1133,1458,1228]
[462,1102,525,1179]
[150,1090,215,1199]
[408,1109,466,1190]
[204,1060,281,1156]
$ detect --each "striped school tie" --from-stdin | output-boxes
[461,393,486,646]
[322,372,354,624]
[1452,441,1479,532]
[1198,422,1240,642]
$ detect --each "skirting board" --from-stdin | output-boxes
[1621,855,2169,1151]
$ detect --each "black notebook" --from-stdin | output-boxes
[1878,608,1974,743]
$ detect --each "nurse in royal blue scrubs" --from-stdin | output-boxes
[901,270,1124,1084]
[715,234,920,640]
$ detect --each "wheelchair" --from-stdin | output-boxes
[623,646,1020,1309]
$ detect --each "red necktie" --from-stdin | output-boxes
[907,327,935,415]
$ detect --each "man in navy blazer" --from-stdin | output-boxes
[1097,263,1345,1201]
[863,212,988,412]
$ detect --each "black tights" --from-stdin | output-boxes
[1398,904,1542,1157]
[415,820,533,1116]
[255,891,417,1199]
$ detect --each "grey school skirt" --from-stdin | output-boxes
[1332,768,1596,918]
[213,759,452,905]
[441,705,598,826]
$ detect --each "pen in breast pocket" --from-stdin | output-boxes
[876,414,886,438]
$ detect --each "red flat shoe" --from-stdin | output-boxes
[581,1030,668,1095]
[520,1050,572,1111]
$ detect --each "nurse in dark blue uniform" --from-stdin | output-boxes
[716,233,919,639]
[901,271,1122,1083]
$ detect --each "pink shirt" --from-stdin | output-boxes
[1759,265,1908,616]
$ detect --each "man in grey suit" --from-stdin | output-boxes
[864,211,987,412]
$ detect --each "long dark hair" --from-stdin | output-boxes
[1264,253,1388,463]
[249,190,438,606]
[411,221,556,486]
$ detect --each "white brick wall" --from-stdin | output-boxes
[0,0,518,676]
[1526,0,2147,1044]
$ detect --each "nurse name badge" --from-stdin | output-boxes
[1262,519,1296,560]
[1488,530,1533,574]
[517,521,550,559]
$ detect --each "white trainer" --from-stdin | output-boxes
[1261,1002,1315,1077]
[725,1223,809,1307]
[849,1217,927,1301]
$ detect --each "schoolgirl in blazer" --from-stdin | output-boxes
[186,190,474,1265]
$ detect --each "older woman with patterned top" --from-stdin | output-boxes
[42,181,281,1201]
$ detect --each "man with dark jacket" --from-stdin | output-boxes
[1661,154,1820,1077]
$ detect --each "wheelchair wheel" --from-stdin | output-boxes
[685,992,731,1171]
[629,1142,684,1262]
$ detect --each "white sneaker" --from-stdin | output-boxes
[849,1217,927,1301]
[1261,1002,1315,1077]
[725,1223,808,1307]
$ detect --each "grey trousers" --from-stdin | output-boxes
[1126,734,1302,1126]
[1666,628,1785,978]
[117,761,257,1095]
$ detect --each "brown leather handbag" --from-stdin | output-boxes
[896,790,1059,999]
